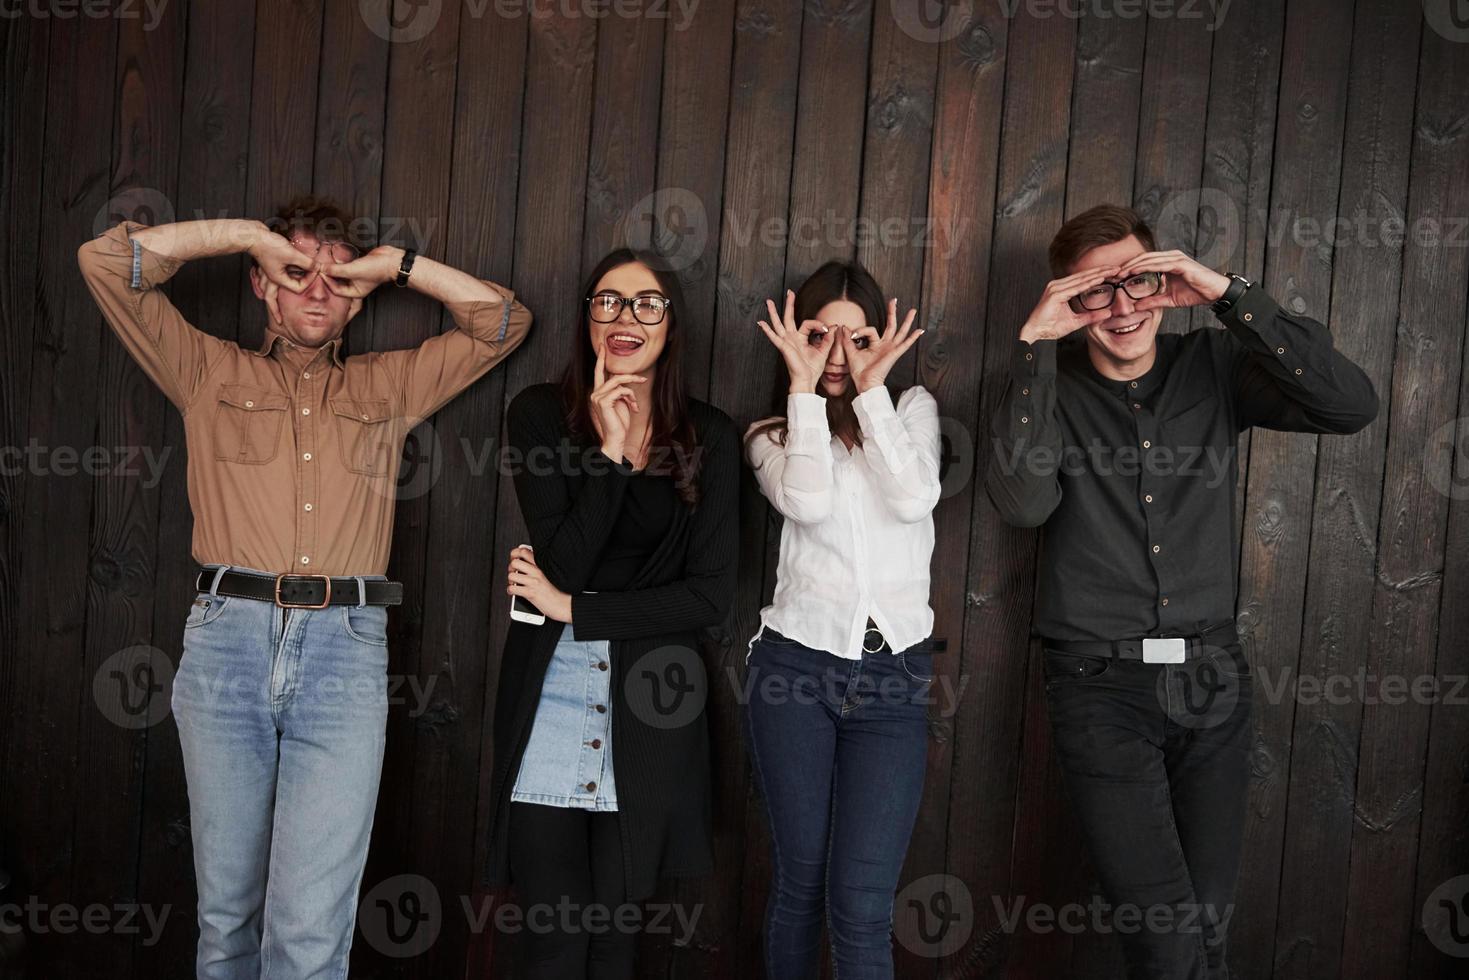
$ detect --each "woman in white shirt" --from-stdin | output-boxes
[742,260,943,979]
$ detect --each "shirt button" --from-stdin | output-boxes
[1294,368,1303,375]
[302,408,310,416]
[304,503,313,512]
[585,781,597,792]
[361,413,370,421]
[595,704,606,713]
[244,400,255,408]
[1020,416,1029,424]
[590,739,602,749]
[1275,347,1285,355]
[1161,597,1170,606]
[1021,388,1030,396]
[1133,402,1141,410]
[1025,352,1033,361]
[597,661,608,671]
[303,452,312,461]
[1142,439,1151,448]
[1243,312,1253,322]
[1145,494,1154,503]
[1152,544,1160,553]
[1129,381,1138,389]
[301,555,310,565]
[303,371,311,379]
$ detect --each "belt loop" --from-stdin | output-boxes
[207,564,230,597]
[353,576,367,609]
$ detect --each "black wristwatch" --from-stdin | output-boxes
[394,248,417,288]
[1210,273,1251,314]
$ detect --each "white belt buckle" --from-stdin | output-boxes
[1142,637,1186,664]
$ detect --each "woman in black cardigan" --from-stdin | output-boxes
[482,249,739,979]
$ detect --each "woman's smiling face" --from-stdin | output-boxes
[587,261,669,374]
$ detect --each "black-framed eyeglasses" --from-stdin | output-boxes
[587,292,670,325]
[1070,271,1166,312]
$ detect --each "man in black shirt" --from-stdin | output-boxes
[986,204,1377,978]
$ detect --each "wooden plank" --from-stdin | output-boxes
[782,1,872,280]
[1063,10,1145,217]
[855,0,938,395]
[313,0,390,355]
[1228,0,1354,975]
[463,6,601,977]
[1340,15,1469,978]
[701,0,806,974]
[1131,5,1213,337]
[401,2,531,978]
[9,11,118,976]
[132,0,262,974]
[237,0,325,344]
[1271,3,1420,977]
[65,2,187,976]
[1009,9,1143,979]
[346,2,466,977]
[0,0,49,840]
[948,7,1075,975]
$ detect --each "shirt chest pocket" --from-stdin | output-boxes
[330,397,396,477]
[212,384,289,465]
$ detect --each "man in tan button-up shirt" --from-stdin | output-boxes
[78,197,531,978]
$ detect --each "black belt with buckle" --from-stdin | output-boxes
[864,617,948,654]
[195,567,404,608]
[1043,621,1238,662]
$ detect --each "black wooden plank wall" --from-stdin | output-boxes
[1,2,1467,978]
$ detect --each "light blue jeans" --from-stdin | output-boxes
[171,568,390,979]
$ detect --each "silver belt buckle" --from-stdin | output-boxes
[1142,637,1186,664]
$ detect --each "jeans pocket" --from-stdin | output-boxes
[341,605,389,646]
[183,594,230,629]
[1206,644,1251,679]
[898,649,934,684]
[1042,649,1113,686]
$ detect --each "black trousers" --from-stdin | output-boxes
[506,802,640,980]
[1042,641,1254,980]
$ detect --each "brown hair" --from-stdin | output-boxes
[1048,204,1156,277]
[254,195,365,268]
[745,260,889,452]
[560,249,702,508]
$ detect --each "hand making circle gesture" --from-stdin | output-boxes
[757,289,837,394]
[841,297,924,394]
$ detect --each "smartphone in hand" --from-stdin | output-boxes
[509,543,546,625]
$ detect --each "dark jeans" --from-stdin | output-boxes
[1042,640,1254,980]
[743,626,934,980]
[507,802,639,980]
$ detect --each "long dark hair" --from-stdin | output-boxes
[559,249,702,507]
[746,260,888,449]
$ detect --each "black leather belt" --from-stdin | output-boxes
[195,567,404,608]
[1043,621,1237,662]
[865,617,948,654]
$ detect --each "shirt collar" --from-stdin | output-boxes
[252,328,346,368]
[1087,336,1168,400]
